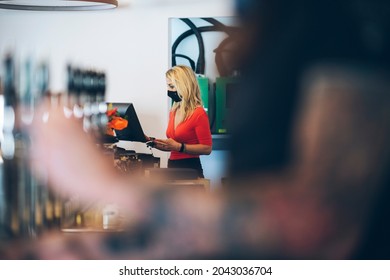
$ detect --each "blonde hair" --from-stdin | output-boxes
[166,65,203,120]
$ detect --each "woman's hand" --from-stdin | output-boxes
[153,138,181,152]
[144,135,155,142]
[152,139,212,155]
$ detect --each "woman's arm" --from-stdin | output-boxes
[153,138,212,155]
[182,143,212,155]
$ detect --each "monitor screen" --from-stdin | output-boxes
[107,102,147,143]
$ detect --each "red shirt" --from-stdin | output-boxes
[166,107,212,160]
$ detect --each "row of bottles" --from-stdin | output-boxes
[65,65,108,136]
[0,54,109,240]
[62,66,124,231]
[0,54,56,240]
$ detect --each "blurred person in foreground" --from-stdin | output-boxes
[2,0,390,259]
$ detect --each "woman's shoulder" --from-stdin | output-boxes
[193,106,207,115]
[189,106,208,122]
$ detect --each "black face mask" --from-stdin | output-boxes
[167,90,182,102]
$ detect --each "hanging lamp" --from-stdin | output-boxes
[0,0,118,11]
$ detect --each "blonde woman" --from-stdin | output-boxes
[147,65,212,178]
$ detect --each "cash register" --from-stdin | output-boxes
[102,102,160,174]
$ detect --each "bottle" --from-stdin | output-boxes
[1,53,30,237]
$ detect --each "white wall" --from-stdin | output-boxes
[0,0,235,188]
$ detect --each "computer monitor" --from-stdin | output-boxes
[106,102,147,143]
